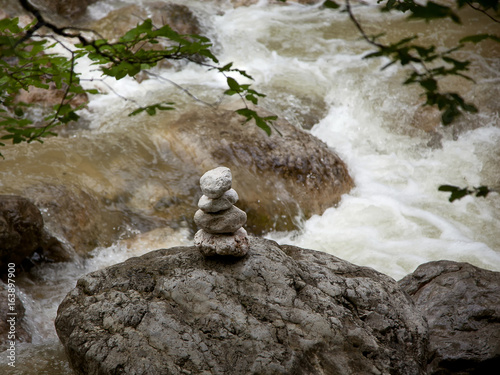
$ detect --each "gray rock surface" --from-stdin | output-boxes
[194,228,249,257]
[194,206,247,234]
[31,0,99,18]
[200,167,232,199]
[56,238,428,375]
[399,260,500,375]
[198,189,238,213]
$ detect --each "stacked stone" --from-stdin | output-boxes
[194,167,249,257]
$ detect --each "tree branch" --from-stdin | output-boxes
[465,1,500,23]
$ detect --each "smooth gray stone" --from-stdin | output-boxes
[194,206,246,234]
[198,189,238,213]
[199,167,232,199]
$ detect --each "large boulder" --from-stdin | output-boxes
[24,184,125,256]
[399,261,500,375]
[55,238,428,375]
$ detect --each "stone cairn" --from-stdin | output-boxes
[194,167,249,257]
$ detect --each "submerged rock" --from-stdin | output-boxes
[399,261,500,375]
[55,238,428,375]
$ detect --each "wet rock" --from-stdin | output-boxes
[14,83,89,134]
[55,238,428,375]
[399,261,500,375]
[24,184,129,257]
[14,82,87,110]
[412,104,442,133]
[30,0,98,18]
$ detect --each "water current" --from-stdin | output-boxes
[1,1,499,373]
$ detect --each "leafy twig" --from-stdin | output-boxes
[439,184,497,202]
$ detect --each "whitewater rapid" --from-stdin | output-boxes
[205,2,500,279]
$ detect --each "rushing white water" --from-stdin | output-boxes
[1,1,499,373]
[206,2,500,279]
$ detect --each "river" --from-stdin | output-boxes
[1,0,499,373]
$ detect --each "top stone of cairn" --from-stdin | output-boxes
[200,167,232,199]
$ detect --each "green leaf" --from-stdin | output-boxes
[439,184,494,202]
[462,102,478,113]
[438,185,458,192]
[245,94,258,105]
[14,107,24,117]
[128,102,176,117]
[460,34,500,44]
[235,108,255,123]
[324,0,341,9]
[409,2,461,23]
[226,77,241,92]
[475,186,491,198]
[255,116,272,136]
[0,17,21,33]
[420,78,437,92]
[450,188,470,201]
[438,185,470,201]
[219,63,233,72]
[442,107,460,125]
[235,108,277,135]
[121,19,154,42]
